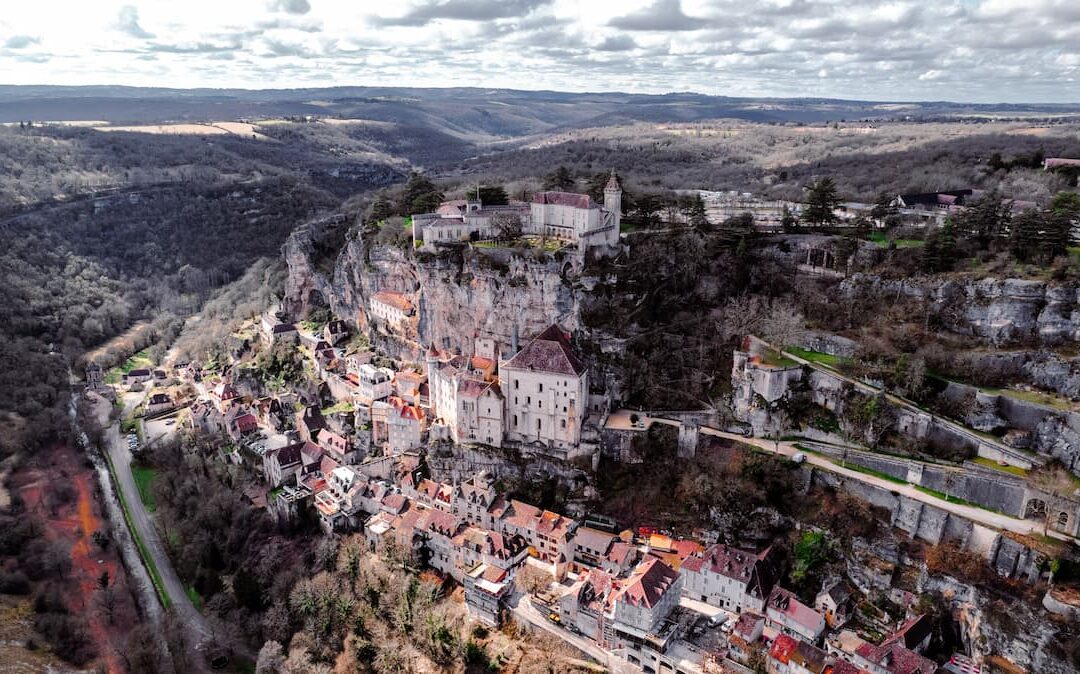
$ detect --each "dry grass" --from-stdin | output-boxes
[94,121,267,139]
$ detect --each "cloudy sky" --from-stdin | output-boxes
[0,0,1077,103]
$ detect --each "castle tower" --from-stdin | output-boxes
[603,169,622,228]
[466,184,482,214]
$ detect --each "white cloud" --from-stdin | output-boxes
[0,0,1073,103]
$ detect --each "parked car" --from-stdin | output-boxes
[547,612,561,624]
[165,418,175,426]
[791,452,807,464]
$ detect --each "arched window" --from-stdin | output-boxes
[1058,511,1070,528]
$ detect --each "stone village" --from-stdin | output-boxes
[93,175,1080,674]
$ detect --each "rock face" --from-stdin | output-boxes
[842,275,1080,347]
[920,574,1080,674]
[285,221,586,362]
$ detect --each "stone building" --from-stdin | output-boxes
[501,324,589,453]
[411,171,622,250]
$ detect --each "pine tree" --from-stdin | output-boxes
[542,166,575,192]
[1009,209,1041,263]
[402,171,443,214]
[801,178,842,228]
[781,205,798,232]
[870,191,898,222]
[684,193,709,231]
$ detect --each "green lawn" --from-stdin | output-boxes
[322,401,353,415]
[186,586,204,612]
[796,445,910,485]
[868,231,924,248]
[758,350,799,368]
[131,465,158,512]
[785,346,847,368]
[972,457,1029,477]
[106,349,154,384]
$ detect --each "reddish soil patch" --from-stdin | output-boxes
[10,443,140,673]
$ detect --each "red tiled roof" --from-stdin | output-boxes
[503,324,586,376]
[372,290,414,313]
[770,634,799,664]
[768,587,823,633]
[614,557,679,610]
[855,641,936,674]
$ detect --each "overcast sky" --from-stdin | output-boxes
[0,0,1077,103]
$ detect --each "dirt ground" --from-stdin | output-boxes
[8,443,141,673]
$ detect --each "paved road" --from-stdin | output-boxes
[699,426,1074,542]
[89,394,214,648]
[608,407,1072,542]
[508,592,637,674]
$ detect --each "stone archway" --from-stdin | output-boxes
[1057,511,1070,531]
[1024,498,1047,520]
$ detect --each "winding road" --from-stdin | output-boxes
[606,408,1073,543]
[87,393,213,649]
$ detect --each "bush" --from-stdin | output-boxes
[33,613,96,665]
[0,571,31,595]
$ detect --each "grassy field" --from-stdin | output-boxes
[868,231,924,248]
[785,346,847,368]
[105,349,153,384]
[982,386,1075,412]
[322,401,353,415]
[972,457,1029,477]
[131,465,157,512]
[758,350,799,368]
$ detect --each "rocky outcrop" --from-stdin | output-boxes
[842,275,1080,347]
[920,574,1080,674]
[285,220,587,363]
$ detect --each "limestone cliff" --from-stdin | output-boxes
[920,574,1080,674]
[842,274,1080,347]
[284,219,586,363]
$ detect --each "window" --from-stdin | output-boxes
[538,383,543,393]
[527,396,531,404]
[513,415,518,427]
[560,419,566,428]
[538,401,542,409]
[537,419,542,430]
[514,379,519,389]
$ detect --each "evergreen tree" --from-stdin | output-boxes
[684,193,709,231]
[542,166,575,192]
[801,178,842,228]
[870,191,898,222]
[367,193,394,223]
[1009,209,1042,263]
[477,185,508,205]
[921,220,956,273]
[402,171,443,214]
[957,191,1010,243]
[781,205,798,232]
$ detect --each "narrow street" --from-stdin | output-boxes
[508,591,638,674]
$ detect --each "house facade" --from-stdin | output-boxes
[411,172,622,250]
[501,325,588,453]
[681,544,777,614]
[370,291,414,329]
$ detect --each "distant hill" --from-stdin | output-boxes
[2,85,1079,141]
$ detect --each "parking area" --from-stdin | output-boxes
[143,414,180,448]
